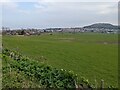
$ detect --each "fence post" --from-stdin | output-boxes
[95,79,97,88]
[100,79,104,90]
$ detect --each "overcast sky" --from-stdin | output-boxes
[0,0,119,29]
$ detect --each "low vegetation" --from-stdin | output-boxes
[2,48,78,89]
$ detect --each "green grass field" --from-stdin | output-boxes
[2,33,118,87]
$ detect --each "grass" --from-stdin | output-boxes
[2,33,118,87]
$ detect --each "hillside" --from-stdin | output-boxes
[83,23,118,29]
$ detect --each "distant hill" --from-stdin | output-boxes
[83,23,118,29]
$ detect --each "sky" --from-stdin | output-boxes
[0,0,119,29]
